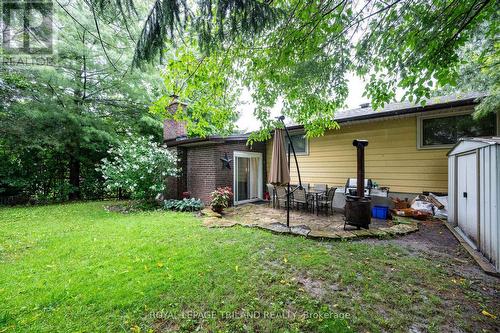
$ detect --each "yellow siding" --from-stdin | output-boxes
[266,117,449,193]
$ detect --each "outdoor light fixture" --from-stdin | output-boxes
[220,152,232,170]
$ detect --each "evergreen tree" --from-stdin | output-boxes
[0,0,164,201]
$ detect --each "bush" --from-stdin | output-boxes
[209,186,233,213]
[164,198,204,212]
[98,134,177,201]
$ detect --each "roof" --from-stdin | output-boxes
[285,92,485,131]
[164,134,250,147]
[166,92,485,147]
[335,92,484,121]
[460,137,500,145]
[447,136,500,156]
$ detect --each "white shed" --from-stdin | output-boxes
[448,137,500,272]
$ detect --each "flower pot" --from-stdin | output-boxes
[211,206,224,214]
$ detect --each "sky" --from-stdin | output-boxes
[235,74,372,132]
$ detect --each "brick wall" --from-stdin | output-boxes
[214,141,267,191]
[186,145,218,203]
[165,140,267,204]
[177,147,187,197]
[164,147,188,200]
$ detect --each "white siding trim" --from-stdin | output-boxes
[417,109,475,150]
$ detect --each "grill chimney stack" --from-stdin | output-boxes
[344,139,371,230]
[353,139,369,198]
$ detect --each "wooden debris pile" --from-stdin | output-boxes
[390,193,447,220]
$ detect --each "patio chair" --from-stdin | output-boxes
[312,183,329,203]
[266,183,275,208]
[292,186,310,212]
[275,186,289,209]
[298,183,309,190]
[317,187,337,215]
[313,184,328,192]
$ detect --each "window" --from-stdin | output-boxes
[419,112,496,149]
[285,133,308,155]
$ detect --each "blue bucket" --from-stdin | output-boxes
[372,206,389,219]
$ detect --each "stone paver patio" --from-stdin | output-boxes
[200,203,418,240]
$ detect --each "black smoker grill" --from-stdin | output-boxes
[344,140,371,229]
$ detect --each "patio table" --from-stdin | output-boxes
[306,189,326,215]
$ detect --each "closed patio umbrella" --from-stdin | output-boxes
[269,129,290,185]
[269,120,303,227]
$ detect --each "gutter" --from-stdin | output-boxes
[164,134,250,147]
[335,98,479,123]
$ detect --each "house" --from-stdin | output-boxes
[164,92,499,206]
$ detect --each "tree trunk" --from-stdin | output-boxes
[68,53,85,201]
[68,155,80,200]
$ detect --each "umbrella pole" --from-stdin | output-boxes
[278,116,302,188]
[276,115,303,227]
[287,142,291,227]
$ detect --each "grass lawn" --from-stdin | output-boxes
[0,202,497,332]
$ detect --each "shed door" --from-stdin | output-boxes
[457,153,478,246]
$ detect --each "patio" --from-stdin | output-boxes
[201,203,419,240]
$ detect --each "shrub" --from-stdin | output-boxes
[164,198,204,212]
[97,134,177,201]
[209,186,233,213]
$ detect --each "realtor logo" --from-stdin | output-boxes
[2,0,53,59]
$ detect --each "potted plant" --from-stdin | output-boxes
[209,186,233,213]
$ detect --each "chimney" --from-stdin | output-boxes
[359,102,370,108]
[163,94,188,141]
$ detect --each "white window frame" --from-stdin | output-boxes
[286,131,309,156]
[233,151,263,205]
[417,109,476,150]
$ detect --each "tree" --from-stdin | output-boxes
[150,42,239,137]
[434,15,499,119]
[0,0,164,201]
[118,0,497,139]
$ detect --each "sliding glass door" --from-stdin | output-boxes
[234,152,263,204]
[236,157,250,201]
